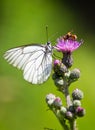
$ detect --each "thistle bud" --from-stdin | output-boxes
[53,60,61,74]
[53,97,62,108]
[69,68,80,82]
[54,59,60,65]
[65,111,74,119]
[73,100,81,107]
[75,107,85,117]
[72,89,84,100]
[46,93,56,106]
[53,60,67,77]
[60,64,68,74]
[54,78,64,88]
[68,105,75,113]
[56,106,67,120]
[60,106,67,115]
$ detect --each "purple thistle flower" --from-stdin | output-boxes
[56,33,83,53]
[55,32,83,68]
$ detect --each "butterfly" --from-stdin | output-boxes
[4,42,54,84]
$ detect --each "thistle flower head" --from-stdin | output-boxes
[56,32,83,53]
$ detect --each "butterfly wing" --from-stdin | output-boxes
[4,44,52,84]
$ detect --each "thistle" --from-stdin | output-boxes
[46,32,85,130]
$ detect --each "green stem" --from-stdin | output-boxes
[69,119,77,130]
[61,78,77,130]
[64,87,72,108]
[59,119,69,130]
[52,108,69,130]
[62,76,72,108]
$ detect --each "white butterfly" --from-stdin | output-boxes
[4,42,54,84]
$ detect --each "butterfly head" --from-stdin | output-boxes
[47,42,51,46]
[45,42,52,54]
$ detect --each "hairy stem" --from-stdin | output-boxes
[62,77,72,108]
[70,119,77,130]
[59,119,69,130]
[64,87,72,108]
[62,78,77,130]
[52,109,69,130]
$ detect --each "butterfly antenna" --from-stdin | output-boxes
[46,25,49,43]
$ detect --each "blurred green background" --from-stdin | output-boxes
[0,0,95,130]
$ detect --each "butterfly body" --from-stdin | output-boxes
[4,42,53,84]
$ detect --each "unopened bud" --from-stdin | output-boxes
[72,89,84,100]
[60,106,67,115]
[73,100,81,107]
[60,64,68,74]
[53,97,62,108]
[54,78,64,88]
[75,107,85,117]
[69,68,80,81]
[53,60,68,77]
[54,59,60,66]
[46,93,56,106]
[53,60,61,74]
[68,105,75,113]
[65,111,73,119]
